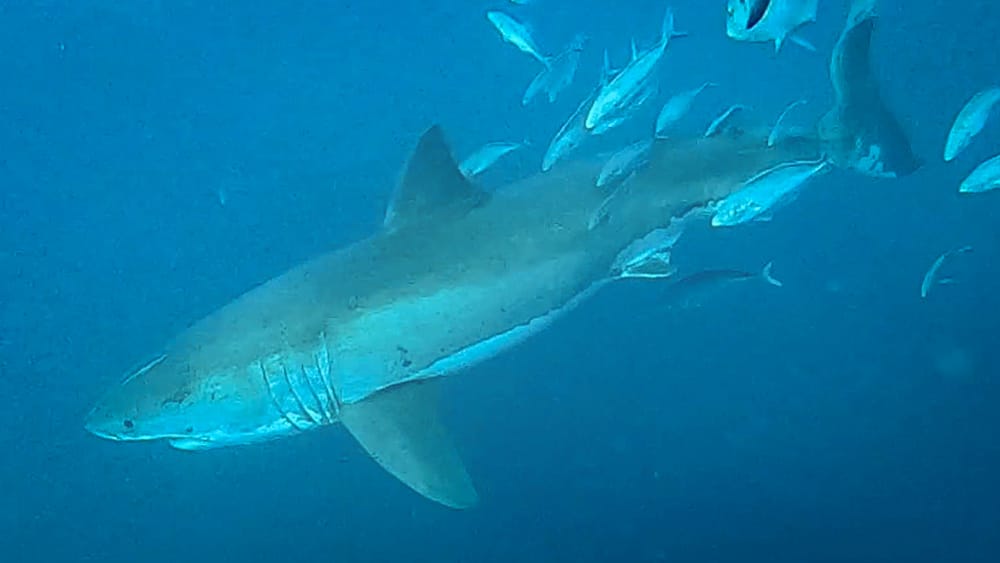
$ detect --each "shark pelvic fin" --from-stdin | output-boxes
[383,125,489,232]
[338,380,479,509]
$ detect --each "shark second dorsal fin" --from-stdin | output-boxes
[383,125,489,231]
[338,380,479,509]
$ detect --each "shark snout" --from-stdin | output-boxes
[84,404,122,440]
[83,390,139,441]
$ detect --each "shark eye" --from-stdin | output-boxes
[123,419,134,430]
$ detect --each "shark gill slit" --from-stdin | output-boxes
[297,362,332,424]
[258,360,308,432]
[315,339,341,417]
[280,362,323,426]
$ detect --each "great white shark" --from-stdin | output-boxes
[85,4,919,508]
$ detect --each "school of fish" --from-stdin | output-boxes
[486,0,998,300]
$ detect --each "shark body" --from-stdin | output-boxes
[86,5,918,508]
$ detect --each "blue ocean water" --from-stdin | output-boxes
[2,1,1000,561]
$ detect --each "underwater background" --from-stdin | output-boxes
[2,1,1000,561]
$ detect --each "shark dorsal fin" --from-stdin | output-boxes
[383,125,489,231]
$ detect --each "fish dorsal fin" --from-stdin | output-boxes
[600,50,611,83]
[384,125,489,231]
[338,380,479,509]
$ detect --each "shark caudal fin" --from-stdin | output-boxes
[339,380,479,509]
[818,0,921,178]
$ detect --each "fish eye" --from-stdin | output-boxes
[123,419,134,430]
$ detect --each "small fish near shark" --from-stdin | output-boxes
[726,0,818,53]
[944,87,1000,162]
[663,262,784,308]
[711,157,829,226]
[585,6,684,131]
[523,34,587,106]
[487,10,549,65]
[459,141,528,177]
[85,1,919,509]
[921,245,973,299]
[656,82,716,138]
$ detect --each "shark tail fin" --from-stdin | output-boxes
[818,0,920,178]
[339,380,479,509]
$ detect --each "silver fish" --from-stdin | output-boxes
[711,158,828,226]
[655,82,716,138]
[459,141,527,177]
[597,79,659,135]
[486,10,548,65]
[664,261,782,307]
[921,246,972,299]
[726,0,818,52]
[768,99,807,147]
[542,76,654,172]
[596,139,654,188]
[585,6,681,130]
[611,219,688,280]
[543,92,595,172]
[523,34,586,106]
[944,87,1000,162]
[959,153,1000,194]
[705,104,748,137]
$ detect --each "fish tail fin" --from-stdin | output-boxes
[600,49,613,84]
[660,6,687,43]
[660,6,674,42]
[818,0,921,178]
[761,261,784,287]
[789,34,817,52]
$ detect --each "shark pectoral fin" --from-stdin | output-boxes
[383,126,490,232]
[338,380,479,509]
